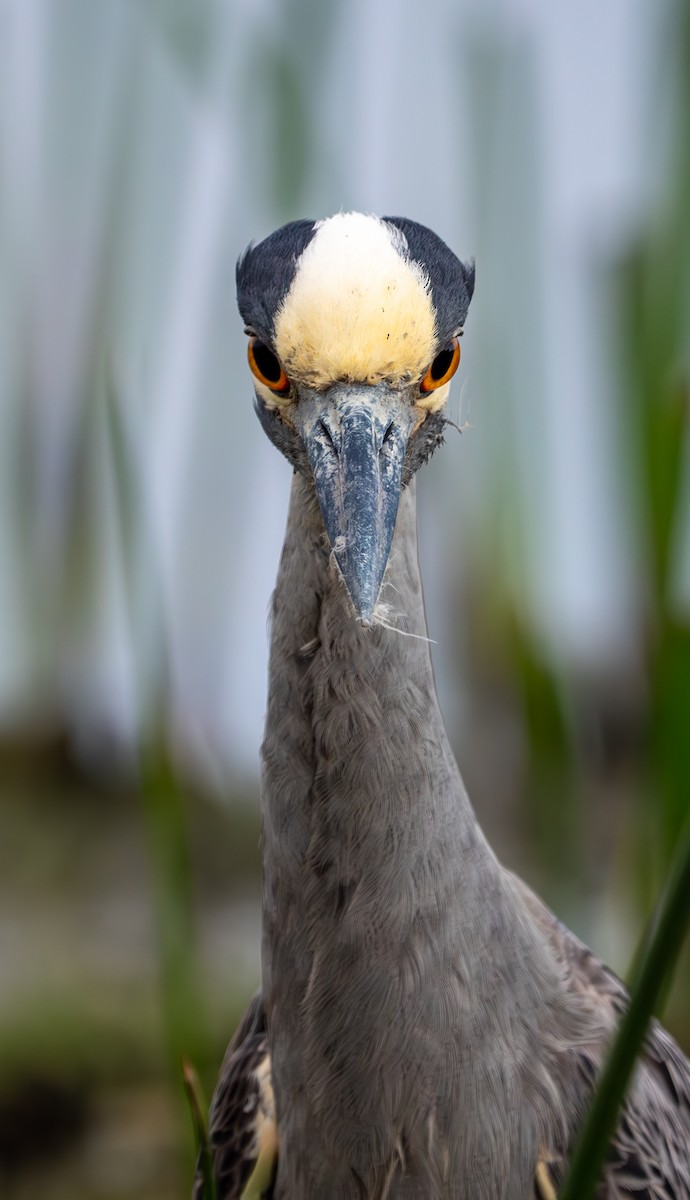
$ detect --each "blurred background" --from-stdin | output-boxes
[1,0,689,1196]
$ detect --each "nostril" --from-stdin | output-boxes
[379,421,396,454]
[318,419,338,455]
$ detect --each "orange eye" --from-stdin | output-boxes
[248,337,290,395]
[419,338,461,393]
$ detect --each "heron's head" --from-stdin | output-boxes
[237,212,474,623]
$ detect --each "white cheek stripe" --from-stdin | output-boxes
[252,377,292,410]
[417,380,451,413]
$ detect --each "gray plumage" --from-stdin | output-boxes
[196,213,690,1199]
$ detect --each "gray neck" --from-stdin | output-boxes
[260,473,588,1198]
[260,473,505,1190]
[261,473,483,961]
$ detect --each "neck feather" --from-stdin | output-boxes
[258,472,577,1197]
[261,473,486,984]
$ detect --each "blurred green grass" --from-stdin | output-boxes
[0,737,260,1198]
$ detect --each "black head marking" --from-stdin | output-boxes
[236,218,317,346]
[383,216,475,345]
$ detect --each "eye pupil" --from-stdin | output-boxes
[248,337,290,395]
[253,341,282,384]
[419,336,461,395]
[431,346,454,381]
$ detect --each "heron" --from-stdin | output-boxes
[196,213,690,1199]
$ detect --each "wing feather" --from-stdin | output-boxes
[514,875,690,1198]
[193,994,277,1200]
